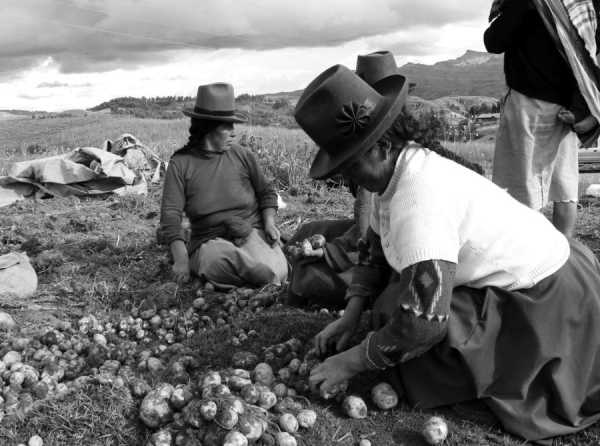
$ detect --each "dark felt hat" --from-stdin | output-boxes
[294,64,408,180]
[356,50,401,85]
[183,82,248,123]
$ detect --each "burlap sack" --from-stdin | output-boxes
[0,252,38,299]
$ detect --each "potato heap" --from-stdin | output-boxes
[255,340,349,401]
[140,363,318,446]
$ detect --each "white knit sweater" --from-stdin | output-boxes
[370,145,569,291]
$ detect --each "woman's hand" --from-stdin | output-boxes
[309,345,366,394]
[264,222,281,246]
[314,297,364,356]
[172,258,190,283]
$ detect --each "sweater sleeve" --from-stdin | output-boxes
[159,158,187,246]
[484,0,533,53]
[242,148,278,210]
[344,227,391,302]
[361,260,455,370]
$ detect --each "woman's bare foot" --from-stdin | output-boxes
[557,108,576,125]
[574,115,599,134]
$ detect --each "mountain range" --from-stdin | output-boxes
[1,50,507,125]
[400,50,506,99]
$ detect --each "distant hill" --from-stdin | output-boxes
[399,50,506,99]
[82,50,505,129]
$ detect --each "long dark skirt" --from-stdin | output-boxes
[391,240,600,442]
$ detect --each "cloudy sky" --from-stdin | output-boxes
[1,0,490,111]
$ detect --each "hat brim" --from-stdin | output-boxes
[309,74,408,180]
[182,108,248,123]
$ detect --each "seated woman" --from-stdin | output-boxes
[285,51,394,309]
[284,182,370,309]
[294,65,600,442]
[159,82,288,289]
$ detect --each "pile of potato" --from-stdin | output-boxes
[140,363,318,446]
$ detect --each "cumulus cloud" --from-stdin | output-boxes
[2,0,488,76]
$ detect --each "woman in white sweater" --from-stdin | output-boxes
[294,64,600,443]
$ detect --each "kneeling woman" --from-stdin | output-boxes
[160,83,287,289]
[295,65,600,442]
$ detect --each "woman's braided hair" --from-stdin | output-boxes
[172,118,223,159]
[381,107,485,175]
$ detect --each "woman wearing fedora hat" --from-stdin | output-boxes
[284,51,393,309]
[295,65,600,442]
[159,82,288,289]
[286,51,483,310]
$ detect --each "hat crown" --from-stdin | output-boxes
[195,83,236,112]
[356,51,399,85]
[294,65,386,150]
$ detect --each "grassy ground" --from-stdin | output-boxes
[1,114,600,445]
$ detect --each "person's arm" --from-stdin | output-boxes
[159,159,190,281]
[243,147,278,211]
[314,227,391,355]
[360,259,456,370]
[242,147,280,244]
[345,227,391,303]
[484,0,533,53]
[354,187,372,240]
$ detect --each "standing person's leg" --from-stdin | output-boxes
[553,202,577,237]
[549,130,579,238]
[492,90,540,207]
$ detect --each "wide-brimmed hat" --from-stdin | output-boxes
[294,64,408,180]
[356,50,401,85]
[183,83,248,123]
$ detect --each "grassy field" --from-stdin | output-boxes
[1,113,600,446]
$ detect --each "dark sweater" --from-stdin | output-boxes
[484,0,577,107]
[160,143,277,254]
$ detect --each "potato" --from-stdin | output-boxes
[181,400,203,428]
[228,375,252,392]
[342,395,368,419]
[258,390,277,410]
[309,234,326,249]
[371,382,399,410]
[253,363,275,387]
[223,431,248,446]
[170,385,193,410]
[231,369,251,379]
[202,371,222,388]
[3,351,21,367]
[273,383,288,398]
[277,367,291,383]
[275,432,297,446]
[422,416,448,445]
[150,429,172,446]
[287,359,301,373]
[28,435,43,446]
[279,413,299,433]
[241,384,260,404]
[139,385,174,428]
[212,384,232,398]
[215,403,239,430]
[319,380,348,400]
[297,409,317,429]
[230,397,245,415]
[199,400,218,421]
[301,240,313,257]
[237,414,264,441]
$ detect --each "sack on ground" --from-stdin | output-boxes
[0,252,38,299]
